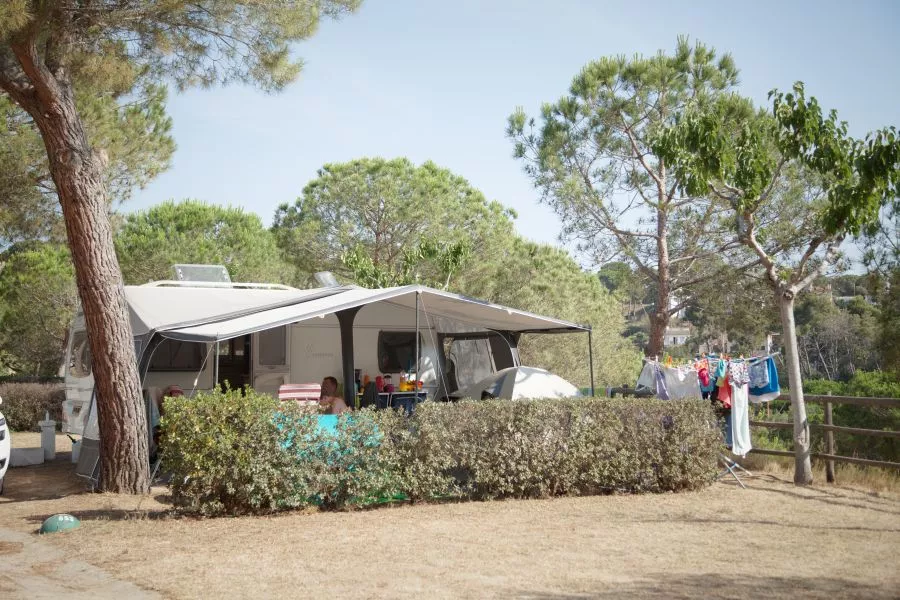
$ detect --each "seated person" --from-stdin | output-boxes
[320,376,350,415]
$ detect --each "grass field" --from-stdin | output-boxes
[2,439,898,599]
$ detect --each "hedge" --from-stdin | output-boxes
[161,389,720,516]
[0,382,65,431]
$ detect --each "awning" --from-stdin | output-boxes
[156,285,588,342]
[124,285,349,337]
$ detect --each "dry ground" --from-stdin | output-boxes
[1,439,898,599]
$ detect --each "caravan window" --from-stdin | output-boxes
[149,340,204,371]
[378,331,422,373]
[69,331,92,377]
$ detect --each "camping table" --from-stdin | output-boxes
[376,391,427,414]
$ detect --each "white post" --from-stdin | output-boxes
[40,411,56,461]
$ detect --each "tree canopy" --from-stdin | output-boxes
[272,157,517,282]
[116,200,292,285]
[653,82,900,484]
[0,0,362,493]
[508,37,742,356]
[0,243,76,376]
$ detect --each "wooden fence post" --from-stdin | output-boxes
[825,392,835,483]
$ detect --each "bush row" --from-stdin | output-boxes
[0,382,64,431]
[161,389,720,516]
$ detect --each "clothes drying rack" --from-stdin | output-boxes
[718,453,752,488]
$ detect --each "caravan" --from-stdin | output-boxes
[62,268,592,441]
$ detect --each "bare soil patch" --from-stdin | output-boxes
[2,456,898,599]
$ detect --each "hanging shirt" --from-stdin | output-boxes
[728,361,750,386]
[749,359,770,389]
[717,372,732,409]
[655,365,670,400]
[662,366,702,400]
[749,357,781,403]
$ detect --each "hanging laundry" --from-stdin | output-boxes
[636,362,657,391]
[729,360,752,457]
[748,358,770,389]
[749,356,781,403]
[661,365,702,400]
[717,372,732,408]
[655,365,670,400]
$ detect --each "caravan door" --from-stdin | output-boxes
[251,326,291,396]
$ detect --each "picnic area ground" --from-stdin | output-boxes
[1,432,898,599]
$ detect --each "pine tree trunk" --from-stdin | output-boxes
[647,207,670,358]
[25,57,149,493]
[777,290,813,485]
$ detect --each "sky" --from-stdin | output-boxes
[129,0,900,254]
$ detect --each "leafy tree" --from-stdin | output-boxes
[877,268,900,375]
[795,292,880,380]
[684,266,779,356]
[272,157,516,283]
[0,244,76,376]
[116,200,292,285]
[460,239,642,389]
[0,0,360,493]
[342,239,470,289]
[508,37,742,358]
[654,82,900,483]
[0,84,173,251]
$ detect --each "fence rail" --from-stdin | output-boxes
[749,393,900,481]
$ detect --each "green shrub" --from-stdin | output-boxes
[161,392,720,516]
[161,387,317,516]
[0,382,64,431]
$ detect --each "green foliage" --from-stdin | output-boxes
[116,200,292,284]
[342,239,470,289]
[161,387,315,516]
[0,382,64,431]
[0,244,76,376]
[508,37,742,357]
[877,268,900,375]
[459,239,642,388]
[1,2,361,94]
[161,393,720,516]
[0,86,174,250]
[272,157,515,284]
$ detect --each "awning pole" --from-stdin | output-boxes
[213,342,219,392]
[415,291,421,383]
[588,327,595,397]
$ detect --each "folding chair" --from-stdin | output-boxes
[278,383,322,408]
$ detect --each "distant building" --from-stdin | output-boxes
[663,326,691,347]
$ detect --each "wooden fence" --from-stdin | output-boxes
[749,393,900,482]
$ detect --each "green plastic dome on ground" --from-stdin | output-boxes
[40,513,81,534]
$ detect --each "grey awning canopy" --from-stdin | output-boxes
[125,284,588,343]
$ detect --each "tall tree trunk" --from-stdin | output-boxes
[777,289,813,485]
[22,50,149,493]
[647,207,670,358]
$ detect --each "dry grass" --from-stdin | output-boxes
[1,457,898,599]
[742,453,900,493]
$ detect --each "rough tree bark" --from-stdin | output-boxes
[6,38,149,493]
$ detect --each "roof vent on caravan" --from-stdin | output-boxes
[172,264,231,283]
[314,271,339,288]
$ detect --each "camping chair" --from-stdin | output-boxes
[278,383,322,408]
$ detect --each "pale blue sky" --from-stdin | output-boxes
[130,0,900,251]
